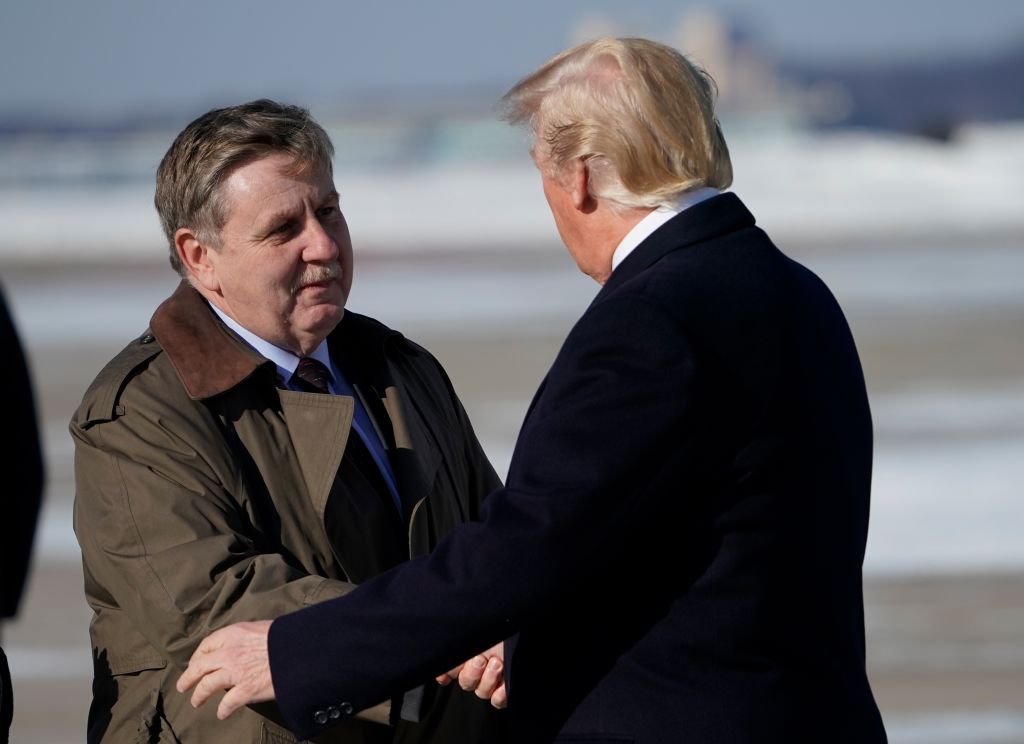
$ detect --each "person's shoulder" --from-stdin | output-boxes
[72,329,172,429]
[339,310,437,363]
[340,310,401,343]
[338,310,458,399]
[609,208,782,311]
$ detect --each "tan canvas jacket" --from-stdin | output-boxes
[72,283,501,743]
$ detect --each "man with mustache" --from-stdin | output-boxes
[72,100,507,743]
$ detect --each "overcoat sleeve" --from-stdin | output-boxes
[72,377,355,670]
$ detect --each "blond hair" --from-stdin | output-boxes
[155,99,334,275]
[502,37,732,210]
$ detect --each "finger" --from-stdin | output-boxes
[474,656,504,700]
[194,628,227,656]
[457,655,488,691]
[435,662,465,686]
[189,667,233,710]
[176,628,233,693]
[491,683,508,709]
[177,653,218,694]
[217,684,252,720]
[176,668,199,694]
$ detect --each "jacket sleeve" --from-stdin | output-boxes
[72,380,355,671]
[0,286,44,620]
[268,290,704,739]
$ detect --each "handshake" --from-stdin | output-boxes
[176,622,507,721]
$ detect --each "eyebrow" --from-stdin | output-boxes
[254,204,301,236]
[254,189,339,238]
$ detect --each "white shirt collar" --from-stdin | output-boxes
[210,303,334,389]
[611,187,721,273]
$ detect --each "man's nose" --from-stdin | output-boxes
[303,216,338,261]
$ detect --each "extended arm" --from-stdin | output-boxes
[181,292,700,738]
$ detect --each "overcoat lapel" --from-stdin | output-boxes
[330,315,442,519]
[278,391,354,519]
[380,383,442,519]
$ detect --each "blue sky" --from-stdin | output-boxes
[3,0,1024,117]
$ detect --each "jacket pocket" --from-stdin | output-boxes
[136,687,180,743]
[260,719,301,743]
[89,656,173,743]
[105,652,167,677]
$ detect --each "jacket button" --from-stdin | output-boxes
[339,701,354,716]
[140,333,155,344]
[327,705,340,720]
[313,709,328,725]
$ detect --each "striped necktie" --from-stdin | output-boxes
[290,355,403,518]
[292,357,332,394]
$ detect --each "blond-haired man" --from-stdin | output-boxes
[180,41,887,744]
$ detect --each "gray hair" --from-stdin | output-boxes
[155,99,334,275]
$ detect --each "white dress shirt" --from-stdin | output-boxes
[611,187,721,273]
[210,304,401,513]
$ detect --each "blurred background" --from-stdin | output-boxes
[2,0,1023,741]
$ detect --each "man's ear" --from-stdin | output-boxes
[175,228,220,292]
[568,158,594,213]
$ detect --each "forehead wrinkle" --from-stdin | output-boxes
[258,180,335,222]
[247,177,307,219]
[221,155,337,238]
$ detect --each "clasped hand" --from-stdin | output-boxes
[435,641,507,709]
[175,620,276,720]
[176,621,507,720]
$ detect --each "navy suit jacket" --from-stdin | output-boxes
[268,194,887,743]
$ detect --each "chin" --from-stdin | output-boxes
[304,305,344,336]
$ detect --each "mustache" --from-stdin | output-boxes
[292,263,341,293]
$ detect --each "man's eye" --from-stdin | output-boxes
[317,205,339,219]
[272,220,296,236]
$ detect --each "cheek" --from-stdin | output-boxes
[272,257,305,295]
[338,236,353,271]
[336,227,355,297]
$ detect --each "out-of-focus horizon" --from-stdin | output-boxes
[3,0,1024,118]
[4,1,1024,132]
[2,2,1023,262]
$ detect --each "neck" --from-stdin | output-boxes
[579,204,652,284]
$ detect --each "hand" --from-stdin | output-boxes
[435,641,507,709]
[175,620,275,720]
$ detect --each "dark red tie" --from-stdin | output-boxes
[292,357,332,394]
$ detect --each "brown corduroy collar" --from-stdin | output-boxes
[149,282,271,400]
[149,282,402,401]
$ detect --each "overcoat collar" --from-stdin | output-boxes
[150,281,400,400]
[597,192,756,300]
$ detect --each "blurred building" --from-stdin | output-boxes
[671,8,783,115]
[566,6,1024,140]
